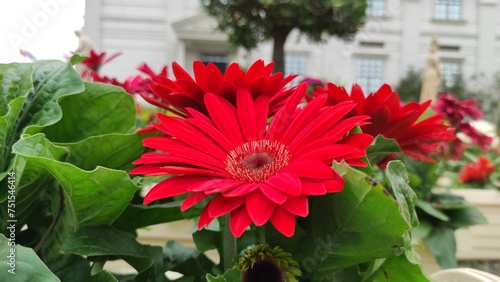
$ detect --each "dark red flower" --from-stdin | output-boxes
[433,93,492,157]
[313,83,456,162]
[433,93,482,127]
[131,83,373,237]
[141,60,296,118]
[458,123,494,151]
[458,156,495,183]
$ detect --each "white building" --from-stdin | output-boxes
[83,0,500,93]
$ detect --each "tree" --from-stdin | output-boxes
[395,67,422,103]
[441,73,467,100]
[201,0,367,73]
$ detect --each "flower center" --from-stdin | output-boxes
[242,258,285,282]
[225,140,290,183]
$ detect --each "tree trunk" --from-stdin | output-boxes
[271,27,292,74]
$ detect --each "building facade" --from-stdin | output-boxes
[83,0,500,94]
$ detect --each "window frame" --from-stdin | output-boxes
[285,53,309,86]
[439,60,462,88]
[434,0,462,21]
[355,57,385,94]
[366,0,386,17]
[199,53,229,73]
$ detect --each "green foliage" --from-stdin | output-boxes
[395,67,422,103]
[260,163,430,281]
[0,60,155,280]
[202,0,367,48]
[441,73,467,100]
[400,157,488,269]
[206,269,241,282]
[0,234,60,281]
[201,0,367,72]
[1,59,474,281]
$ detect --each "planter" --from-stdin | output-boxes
[452,189,500,261]
[418,189,500,275]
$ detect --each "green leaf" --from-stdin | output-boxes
[296,167,411,280]
[163,240,216,276]
[206,269,242,282]
[366,256,431,282]
[47,255,92,282]
[0,234,60,281]
[61,225,167,282]
[366,135,402,164]
[416,200,450,222]
[113,202,187,232]
[69,54,88,65]
[42,82,136,143]
[62,133,145,171]
[385,161,419,228]
[424,226,457,269]
[385,161,420,264]
[1,153,59,231]
[0,60,84,172]
[91,270,119,282]
[445,205,487,229]
[12,134,139,227]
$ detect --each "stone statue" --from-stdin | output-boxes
[74,30,93,77]
[74,30,93,56]
[420,36,442,103]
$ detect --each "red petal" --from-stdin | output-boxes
[270,208,296,237]
[323,177,345,193]
[158,114,228,159]
[260,183,288,204]
[130,165,166,176]
[237,88,258,141]
[223,183,258,197]
[204,94,244,146]
[281,196,309,216]
[194,179,243,194]
[300,180,327,195]
[230,207,252,237]
[284,160,335,179]
[266,172,301,196]
[198,207,214,229]
[143,176,200,204]
[267,83,306,140]
[279,94,327,144]
[181,193,208,211]
[208,195,244,218]
[245,192,275,226]
[254,95,270,139]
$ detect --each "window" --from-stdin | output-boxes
[285,54,308,86]
[366,0,386,17]
[356,58,384,94]
[434,0,461,20]
[440,61,462,87]
[199,53,229,73]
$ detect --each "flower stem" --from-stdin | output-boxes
[223,214,237,271]
[256,225,266,244]
[34,186,65,253]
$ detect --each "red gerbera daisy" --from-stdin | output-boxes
[140,60,296,118]
[131,83,373,237]
[458,156,495,183]
[81,49,122,72]
[313,83,456,162]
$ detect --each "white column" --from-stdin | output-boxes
[476,0,498,76]
[399,0,422,77]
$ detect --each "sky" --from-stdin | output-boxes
[0,0,86,63]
